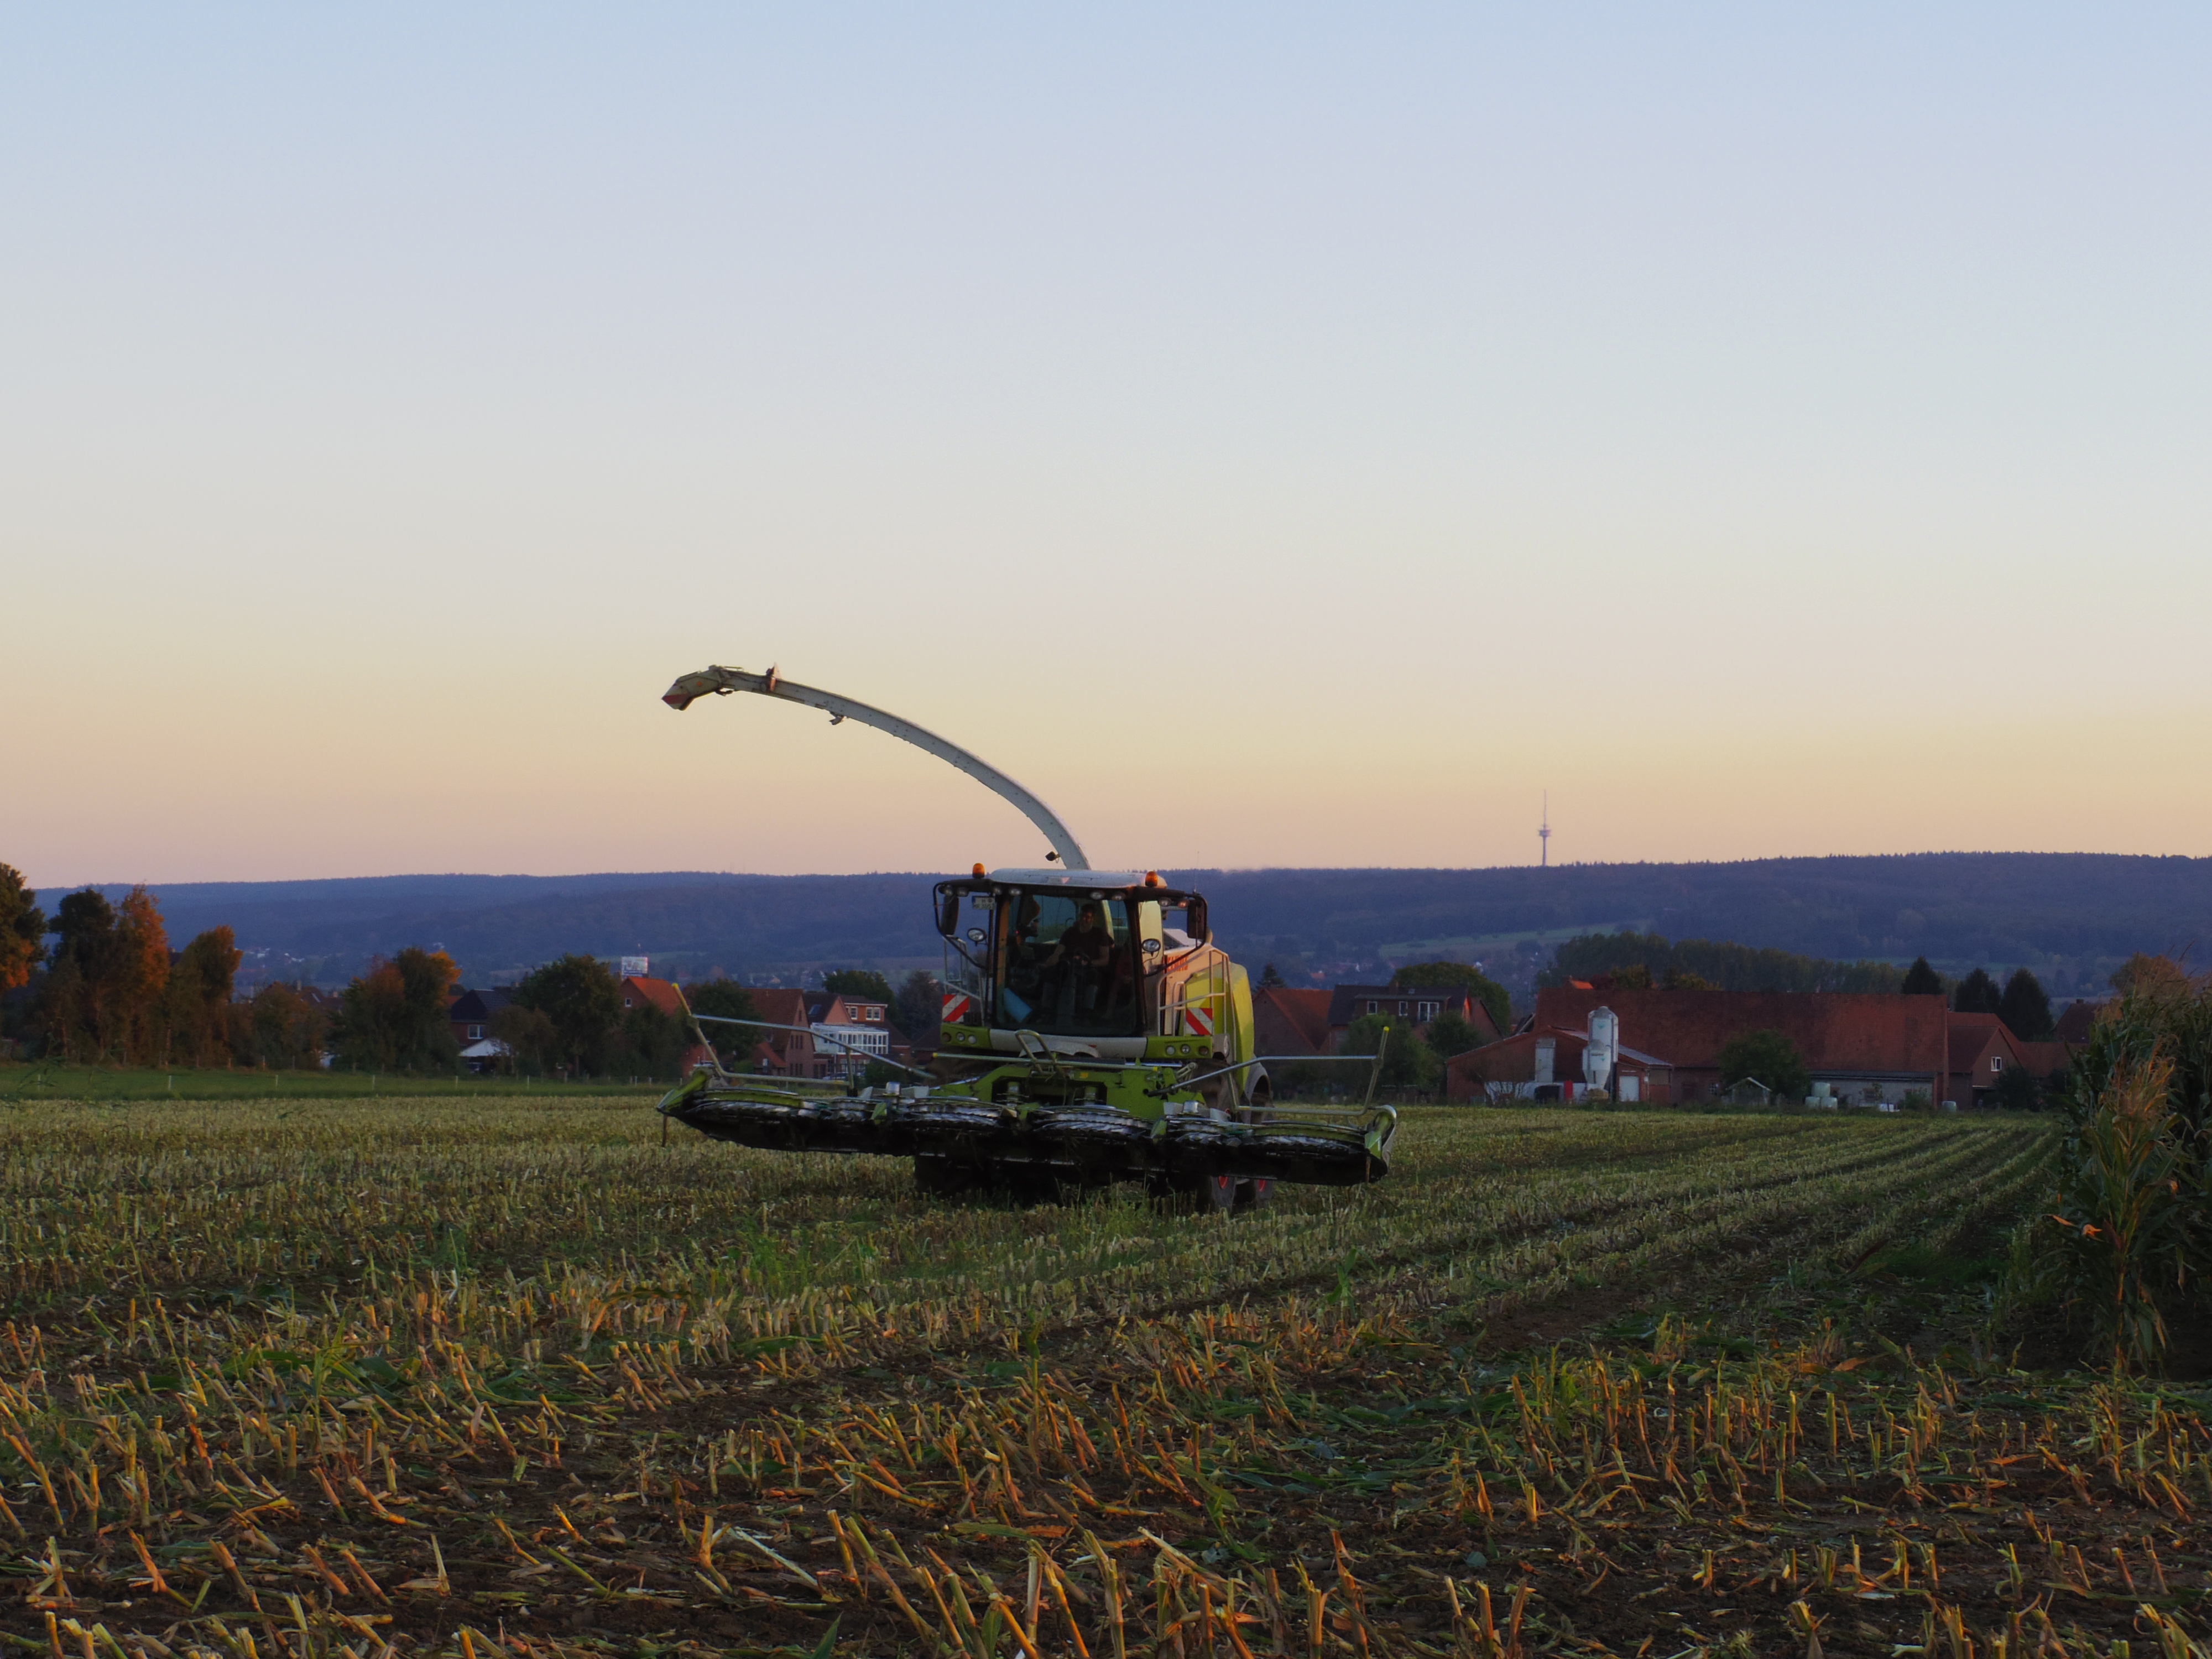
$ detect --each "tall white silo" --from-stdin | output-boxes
[1583,1006,1618,1091]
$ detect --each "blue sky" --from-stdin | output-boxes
[6,7,2208,884]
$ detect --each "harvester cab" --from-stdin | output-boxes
[653,662,1396,1205]
[933,871,1234,1075]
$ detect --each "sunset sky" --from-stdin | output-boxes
[6,7,2209,889]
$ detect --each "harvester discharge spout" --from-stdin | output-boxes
[662,664,1087,870]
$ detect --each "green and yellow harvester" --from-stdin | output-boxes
[653,664,1396,1208]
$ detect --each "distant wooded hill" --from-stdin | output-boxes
[64,853,2212,995]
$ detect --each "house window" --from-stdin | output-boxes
[866,1007,881,1021]
[1418,1001,1438,1021]
[1365,1000,1378,1015]
[1990,1056,2003,1072]
[468,1024,483,1040]
[1397,1001,1410,1016]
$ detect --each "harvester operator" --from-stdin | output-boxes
[1037,902,1117,1023]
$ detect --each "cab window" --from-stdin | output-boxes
[995,891,1139,1036]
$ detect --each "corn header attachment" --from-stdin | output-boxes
[656,663,1398,1201]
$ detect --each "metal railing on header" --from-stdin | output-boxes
[1180,1029,1394,1111]
[684,1012,938,1083]
[680,999,1397,1113]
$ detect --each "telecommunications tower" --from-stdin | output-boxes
[1540,792,1551,868]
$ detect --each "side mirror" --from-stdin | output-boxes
[1186,898,1209,943]
[937,890,961,937]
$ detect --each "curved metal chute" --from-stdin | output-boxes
[662,663,1090,870]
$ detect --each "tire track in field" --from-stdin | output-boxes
[805,1119,2026,1363]
[1305,1125,2034,1353]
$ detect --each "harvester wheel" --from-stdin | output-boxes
[1235,1084,1276,1209]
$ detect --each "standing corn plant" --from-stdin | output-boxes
[2045,1056,2200,1370]
[2043,969,2212,1370]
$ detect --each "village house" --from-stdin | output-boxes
[1251,987,1332,1057]
[1945,1012,2035,1109]
[448,986,512,1048]
[1316,984,1500,1050]
[442,986,514,1071]
[742,987,906,1079]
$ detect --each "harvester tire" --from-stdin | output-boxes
[1234,1084,1277,1209]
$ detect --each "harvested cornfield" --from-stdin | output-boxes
[0,1100,2201,1658]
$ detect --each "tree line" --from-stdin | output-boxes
[1,865,327,1067]
[4,863,951,1081]
[1542,930,1907,993]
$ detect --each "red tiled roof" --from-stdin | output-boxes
[2014,1040,2075,1078]
[1254,988,1332,1055]
[749,988,810,1027]
[1535,987,1952,1075]
[1946,1012,2006,1071]
[2052,1000,2106,1044]
[620,976,685,1019]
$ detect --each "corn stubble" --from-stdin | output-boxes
[0,1099,2200,1659]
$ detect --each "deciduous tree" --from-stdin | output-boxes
[243,984,328,1070]
[112,888,170,1063]
[0,865,43,994]
[514,954,622,1076]
[1339,1012,1440,1093]
[618,1000,688,1078]
[1423,1010,1487,1062]
[2109,953,2192,997]
[1717,1029,1811,1101]
[332,948,461,1072]
[488,1004,559,1074]
[684,978,761,1070]
[161,927,242,1066]
[823,968,894,1005]
[1547,931,1904,994]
